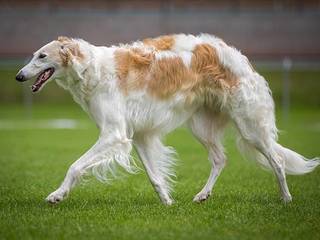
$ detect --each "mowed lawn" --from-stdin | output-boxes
[0,104,319,240]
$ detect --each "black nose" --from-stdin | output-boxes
[15,72,25,82]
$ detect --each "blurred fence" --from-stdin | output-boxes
[1,0,320,60]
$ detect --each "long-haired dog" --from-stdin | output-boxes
[16,34,319,205]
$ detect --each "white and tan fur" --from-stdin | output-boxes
[16,34,320,205]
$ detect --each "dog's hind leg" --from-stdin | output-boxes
[234,119,292,202]
[188,108,228,203]
[134,135,176,205]
[232,111,293,202]
[229,80,292,202]
[259,145,292,202]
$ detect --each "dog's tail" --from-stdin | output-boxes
[238,139,320,175]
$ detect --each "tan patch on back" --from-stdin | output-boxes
[148,57,196,99]
[115,47,195,98]
[190,43,238,90]
[114,42,238,102]
[143,35,175,51]
[147,43,239,101]
[114,48,154,94]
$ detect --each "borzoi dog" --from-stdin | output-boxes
[16,34,319,205]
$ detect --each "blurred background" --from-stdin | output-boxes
[0,0,319,118]
[1,2,320,238]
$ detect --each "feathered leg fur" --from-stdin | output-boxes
[134,134,176,205]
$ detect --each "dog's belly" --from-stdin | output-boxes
[126,93,198,135]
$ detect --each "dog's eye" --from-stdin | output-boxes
[39,53,47,59]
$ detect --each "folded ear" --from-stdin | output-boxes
[58,36,84,66]
[57,36,71,43]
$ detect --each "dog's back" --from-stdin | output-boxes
[113,34,253,105]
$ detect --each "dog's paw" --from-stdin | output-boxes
[282,194,292,204]
[46,189,67,204]
[193,191,211,203]
[163,198,174,206]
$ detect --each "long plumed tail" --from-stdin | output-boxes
[274,143,320,175]
[238,139,320,175]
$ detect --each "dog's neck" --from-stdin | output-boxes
[56,42,116,113]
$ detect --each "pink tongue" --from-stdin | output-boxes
[31,69,51,92]
[42,69,50,80]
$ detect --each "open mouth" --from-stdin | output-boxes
[31,68,55,93]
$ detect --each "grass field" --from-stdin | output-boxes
[0,103,319,240]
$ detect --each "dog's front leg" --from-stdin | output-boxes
[134,135,176,205]
[46,91,132,204]
[46,137,109,204]
[46,131,133,204]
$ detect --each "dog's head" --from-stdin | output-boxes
[16,36,84,93]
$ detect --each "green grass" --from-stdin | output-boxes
[0,104,319,240]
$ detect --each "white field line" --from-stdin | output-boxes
[0,119,319,132]
[0,119,91,130]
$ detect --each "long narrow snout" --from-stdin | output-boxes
[15,65,56,93]
[15,70,27,82]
